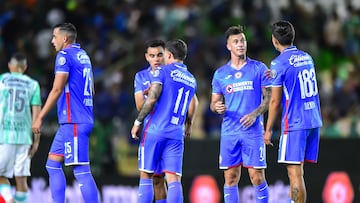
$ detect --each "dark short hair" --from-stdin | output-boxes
[225,25,245,41]
[271,20,295,46]
[54,22,77,42]
[10,52,27,68]
[144,39,165,53]
[165,39,187,61]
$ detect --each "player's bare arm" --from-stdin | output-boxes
[32,73,68,134]
[131,83,162,140]
[134,92,145,111]
[240,86,271,128]
[264,86,282,145]
[136,83,162,122]
[185,94,199,138]
[210,93,226,114]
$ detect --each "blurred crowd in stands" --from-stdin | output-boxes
[0,0,359,175]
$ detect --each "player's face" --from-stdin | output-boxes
[51,28,66,51]
[145,46,165,69]
[227,33,247,58]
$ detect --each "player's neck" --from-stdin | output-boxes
[230,56,246,69]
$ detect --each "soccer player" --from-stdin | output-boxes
[32,23,99,203]
[131,39,198,203]
[0,52,41,203]
[133,39,167,202]
[264,20,323,203]
[210,25,271,203]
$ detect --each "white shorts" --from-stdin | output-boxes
[0,144,31,178]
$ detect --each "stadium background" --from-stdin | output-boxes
[1,0,360,202]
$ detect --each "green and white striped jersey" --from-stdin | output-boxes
[0,72,41,144]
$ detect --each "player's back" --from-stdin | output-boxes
[55,44,94,124]
[145,62,196,140]
[0,73,41,144]
[271,46,323,130]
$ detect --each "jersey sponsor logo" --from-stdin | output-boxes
[77,51,91,64]
[226,81,254,93]
[58,56,66,65]
[288,54,313,67]
[226,84,233,93]
[170,69,196,88]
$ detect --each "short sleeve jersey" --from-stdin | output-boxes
[270,46,323,131]
[0,72,41,144]
[144,62,197,140]
[212,58,271,136]
[134,66,152,96]
[55,43,94,124]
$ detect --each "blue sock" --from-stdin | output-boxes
[155,199,167,203]
[167,181,183,203]
[139,178,154,203]
[46,160,66,203]
[73,165,99,203]
[255,181,269,203]
[224,185,239,203]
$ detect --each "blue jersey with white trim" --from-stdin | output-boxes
[134,66,152,95]
[212,58,271,136]
[145,62,196,140]
[270,46,322,131]
[54,43,94,124]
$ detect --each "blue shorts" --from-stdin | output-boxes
[219,133,266,169]
[49,123,93,166]
[278,128,320,164]
[138,133,184,176]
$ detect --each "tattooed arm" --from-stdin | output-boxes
[239,86,272,128]
[131,83,162,139]
[136,83,162,122]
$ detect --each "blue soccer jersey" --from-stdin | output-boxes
[54,43,94,124]
[270,46,323,131]
[134,66,152,95]
[144,62,197,140]
[212,58,271,136]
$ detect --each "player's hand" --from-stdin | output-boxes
[29,140,40,158]
[131,125,140,140]
[264,130,273,146]
[184,122,192,139]
[32,118,42,135]
[214,101,226,114]
[240,113,256,129]
[143,86,151,96]
[264,69,272,80]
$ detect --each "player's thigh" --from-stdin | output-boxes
[219,135,242,169]
[242,133,266,168]
[278,130,307,163]
[14,144,31,177]
[63,123,93,166]
[305,128,320,162]
[138,134,163,173]
[161,138,184,176]
[0,144,16,178]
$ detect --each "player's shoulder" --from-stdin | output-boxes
[247,58,267,69]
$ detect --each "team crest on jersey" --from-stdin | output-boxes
[235,72,242,78]
[58,57,66,65]
[225,84,233,93]
[271,69,277,78]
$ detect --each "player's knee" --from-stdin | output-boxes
[153,176,165,188]
[73,165,93,180]
[45,159,62,174]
